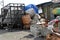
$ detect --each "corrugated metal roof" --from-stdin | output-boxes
[37,1,53,6]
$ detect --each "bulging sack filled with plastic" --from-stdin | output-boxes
[30,24,52,37]
[48,19,58,25]
[47,25,54,32]
[25,8,36,14]
[30,24,42,37]
[25,8,36,17]
[24,4,38,17]
[24,4,38,13]
[47,19,59,32]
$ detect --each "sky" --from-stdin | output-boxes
[0,0,51,14]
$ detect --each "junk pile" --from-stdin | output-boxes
[0,3,60,40]
[23,4,40,30]
[24,4,60,40]
[46,16,60,40]
[1,3,25,31]
[24,4,52,37]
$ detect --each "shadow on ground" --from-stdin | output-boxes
[0,29,22,34]
[34,37,45,40]
[24,34,34,38]
[23,34,46,40]
[0,29,30,35]
[0,29,8,34]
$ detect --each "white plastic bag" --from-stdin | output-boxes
[47,25,54,32]
[25,8,36,14]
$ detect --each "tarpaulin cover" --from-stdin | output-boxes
[24,4,38,14]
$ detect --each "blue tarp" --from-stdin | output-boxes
[24,4,38,14]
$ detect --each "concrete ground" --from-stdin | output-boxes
[0,30,45,40]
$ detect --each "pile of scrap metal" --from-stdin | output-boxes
[0,3,25,31]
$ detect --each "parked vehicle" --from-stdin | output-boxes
[0,3,25,31]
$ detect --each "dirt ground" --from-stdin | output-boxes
[0,30,45,40]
